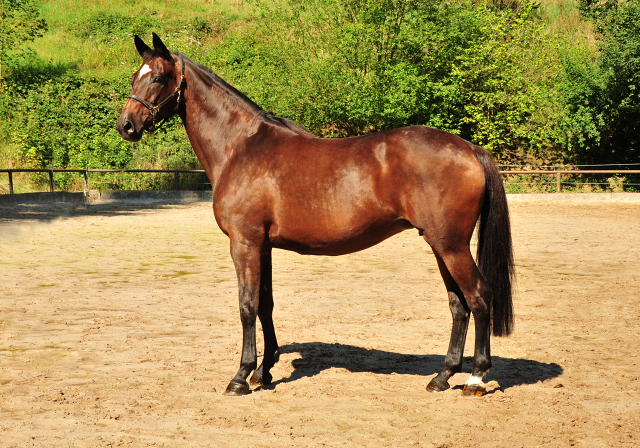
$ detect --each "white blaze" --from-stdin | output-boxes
[138,64,152,79]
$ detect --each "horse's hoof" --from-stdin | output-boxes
[462,384,486,397]
[249,371,272,386]
[223,380,251,396]
[426,378,450,392]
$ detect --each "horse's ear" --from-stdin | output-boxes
[134,35,152,59]
[152,33,172,61]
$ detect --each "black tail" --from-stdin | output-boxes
[473,146,515,337]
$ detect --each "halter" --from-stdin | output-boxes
[128,54,185,133]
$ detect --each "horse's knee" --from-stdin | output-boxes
[239,302,259,323]
[448,292,470,319]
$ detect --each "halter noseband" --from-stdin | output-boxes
[128,54,185,133]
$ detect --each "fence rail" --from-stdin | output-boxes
[0,169,206,195]
[2,168,640,195]
[500,170,640,192]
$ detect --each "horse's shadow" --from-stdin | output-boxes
[266,342,562,392]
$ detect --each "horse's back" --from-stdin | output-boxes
[216,124,486,253]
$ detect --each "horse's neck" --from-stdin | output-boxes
[179,62,263,186]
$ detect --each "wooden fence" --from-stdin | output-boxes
[1,168,640,195]
[0,169,206,195]
[499,169,640,192]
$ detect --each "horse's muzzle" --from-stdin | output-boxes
[116,115,143,142]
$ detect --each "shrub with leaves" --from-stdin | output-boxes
[0,0,48,84]
[210,0,571,163]
[570,0,640,163]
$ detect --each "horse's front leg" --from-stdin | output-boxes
[224,238,263,396]
[250,248,280,386]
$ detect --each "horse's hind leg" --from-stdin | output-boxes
[432,247,492,396]
[249,249,280,386]
[426,254,470,392]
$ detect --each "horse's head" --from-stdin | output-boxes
[116,33,185,141]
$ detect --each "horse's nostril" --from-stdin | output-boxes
[123,121,134,134]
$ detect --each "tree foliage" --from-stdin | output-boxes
[0,0,638,191]
[0,0,47,84]
[211,0,570,163]
[569,0,640,162]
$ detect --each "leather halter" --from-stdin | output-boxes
[128,54,185,133]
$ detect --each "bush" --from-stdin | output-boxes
[571,0,640,163]
[1,0,637,193]
[0,56,199,190]
[207,0,574,163]
[72,11,159,41]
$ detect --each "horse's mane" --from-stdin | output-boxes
[258,110,315,137]
[178,53,315,138]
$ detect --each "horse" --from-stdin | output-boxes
[117,33,515,397]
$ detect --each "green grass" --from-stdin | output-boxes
[33,0,249,73]
[1,0,255,192]
[1,0,628,193]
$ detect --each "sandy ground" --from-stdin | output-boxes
[0,198,639,447]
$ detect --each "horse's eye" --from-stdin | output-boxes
[153,77,164,84]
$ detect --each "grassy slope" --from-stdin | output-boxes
[31,0,594,85]
[34,0,247,75]
[1,0,599,193]
[0,1,252,192]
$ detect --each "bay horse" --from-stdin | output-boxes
[116,34,515,397]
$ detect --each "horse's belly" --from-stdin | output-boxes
[269,217,413,256]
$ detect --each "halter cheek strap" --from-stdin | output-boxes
[128,54,185,133]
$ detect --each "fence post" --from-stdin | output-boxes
[8,171,14,194]
[84,170,89,195]
[556,172,561,193]
[49,170,54,193]
[174,171,179,190]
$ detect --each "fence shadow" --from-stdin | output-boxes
[0,198,207,223]
[264,342,562,392]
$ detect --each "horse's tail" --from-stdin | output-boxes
[473,145,515,337]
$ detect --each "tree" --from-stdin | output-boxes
[597,0,640,161]
[0,0,47,85]
[215,0,568,163]
[448,2,568,162]
[575,0,640,162]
